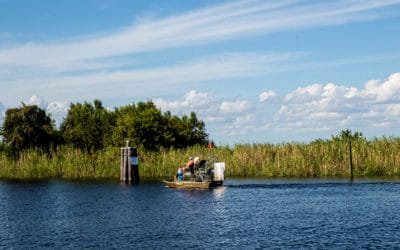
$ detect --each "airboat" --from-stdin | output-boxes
[162,157,225,189]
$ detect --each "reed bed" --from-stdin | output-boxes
[1,137,400,180]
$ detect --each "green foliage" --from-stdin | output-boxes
[0,104,57,156]
[0,146,119,180]
[1,134,400,181]
[162,111,208,148]
[2,105,400,181]
[180,112,208,147]
[332,129,365,142]
[112,101,165,150]
[2,99,208,152]
[112,101,208,150]
[60,100,115,152]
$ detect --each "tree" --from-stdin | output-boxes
[112,101,166,150]
[60,100,114,152]
[112,101,208,150]
[331,129,365,143]
[333,129,365,179]
[0,104,57,156]
[164,111,208,148]
[1,99,209,153]
[186,111,208,146]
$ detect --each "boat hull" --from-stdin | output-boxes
[163,180,222,189]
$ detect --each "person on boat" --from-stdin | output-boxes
[193,156,200,171]
[186,156,195,174]
[176,166,183,181]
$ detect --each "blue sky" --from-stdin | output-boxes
[1,0,400,145]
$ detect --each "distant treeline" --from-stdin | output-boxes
[0,100,208,157]
[1,100,399,180]
[1,128,400,180]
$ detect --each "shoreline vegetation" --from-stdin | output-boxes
[1,102,400,181]
[1,136,400,181]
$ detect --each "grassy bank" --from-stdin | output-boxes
[1,136,400,180]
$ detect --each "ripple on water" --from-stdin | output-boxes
[0,179,399,248]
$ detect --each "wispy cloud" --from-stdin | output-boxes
[1,52,301,102]
[1,0,400,109]
[2,49,399,105]
[1,0,398,71]
[4,42,400,104]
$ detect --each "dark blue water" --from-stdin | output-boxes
[1,179,399,249]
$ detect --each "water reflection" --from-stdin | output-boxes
[212,186,226,200]
[211,186,227,222]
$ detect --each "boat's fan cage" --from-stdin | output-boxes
[189,157,224,183]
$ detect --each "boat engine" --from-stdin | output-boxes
[213,162,225,185]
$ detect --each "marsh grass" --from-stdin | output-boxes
[1,137,400,180]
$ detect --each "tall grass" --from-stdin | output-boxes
[1,137,400,181]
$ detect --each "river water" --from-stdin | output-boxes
[0,178,399,249]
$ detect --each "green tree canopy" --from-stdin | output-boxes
[1,99,208,153]
[0,104,57,154]
[60,100,115,152]
[163,111,208,148]
[332,129,365,142]
[112,101,164,150]
[112,101,208,150]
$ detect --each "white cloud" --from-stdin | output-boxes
[26,95,48,109]
[143,73,400,143]
[284,84,324,103]
[46,101,69,126]
[220,100,250,114]
[154,90,213,113]
[1,0,399,105]
[153,91,258,139]
[3,72,400,144]
[276,72,400,133]
[365,72,400,102]
[259,90,277,102]
[154,90,252,121]
[23,95,69,126]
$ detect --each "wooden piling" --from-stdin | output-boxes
[120,141,139,183]
[120,148,124,182]
[349,139,353,179]
[130,147,139,184]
